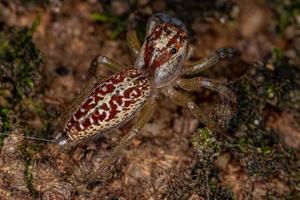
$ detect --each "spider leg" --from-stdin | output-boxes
[89,54,127,77]
[177,77,237,127]
[127,13,141,57]
[177,77,236,108]
[87,97,156,183]
[162,86,215,129]
[182,48,238,76]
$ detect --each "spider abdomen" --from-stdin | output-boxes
[63,68,152,142]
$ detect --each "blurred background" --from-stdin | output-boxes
[0,0,299,199]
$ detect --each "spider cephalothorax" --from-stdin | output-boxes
[135,13,188,88]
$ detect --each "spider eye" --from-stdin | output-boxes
[171,48,177,54]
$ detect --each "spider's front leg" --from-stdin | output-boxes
[177,77,236,110]
[177,77,237,128]
[86,97,156,183]
[126,13,142,57]
[182,48,238,76]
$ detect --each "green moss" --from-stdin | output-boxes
[189,49,299,198]
[0,17,42,147]
[266,85,275,99]
[239,145,297,179]
[24,98,47,118]
[223,52,300,194]
[91,12,128,40]
[268,0,300,34]
[192,127,222,157]
[0,107,11,146]
[19,143,42,198]
[26,98,51,139]
[0,108,10,132]
[189,161,234,199]
[0,17,42,100]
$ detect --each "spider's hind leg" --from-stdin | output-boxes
[86,97,156,184]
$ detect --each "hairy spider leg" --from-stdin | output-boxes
[182,48,238,76]
[177,77,236,104]
[162,87,217,129]
[86,97,156,183]
[127,13,142,57]
[177,77,237,119]
[89,54,128,76]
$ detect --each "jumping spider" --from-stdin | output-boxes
[13,13,237,182]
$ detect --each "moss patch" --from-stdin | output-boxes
[268,0,300,34]
[0,17,43,146]
[0,18,42,100]
[190,49,300,198]
[19,143,42,198]
[0,107,10,146]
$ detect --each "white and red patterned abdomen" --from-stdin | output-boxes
[63,68,152,142]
